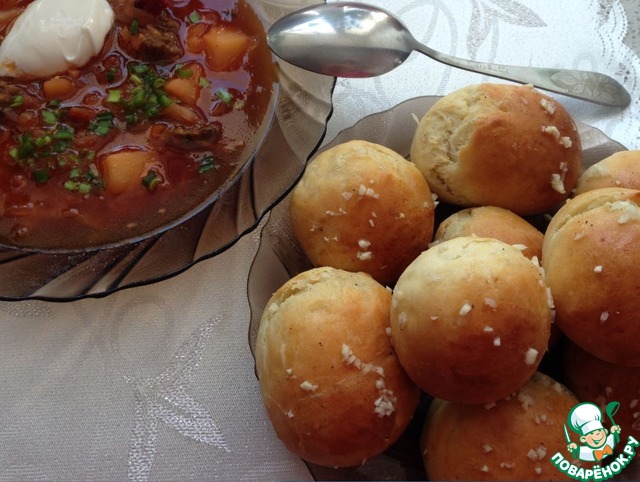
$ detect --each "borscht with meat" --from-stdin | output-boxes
[0,0,277,250]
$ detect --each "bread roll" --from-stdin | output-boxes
[562,341,640,451]
[434,205,544,260]
[542,187,640,366]
[575,150,640,195]
[410,83,582,215]
[289,140,435,286]
[421,372,579,480]
[255,267,420,468]
[390,236,552,404]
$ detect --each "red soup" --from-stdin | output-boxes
[0,0,276,250]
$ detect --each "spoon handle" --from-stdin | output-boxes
[415,44,630,108]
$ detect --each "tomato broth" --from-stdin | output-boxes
[0,0,276,250]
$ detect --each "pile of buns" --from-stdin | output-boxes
[255,83,640,479]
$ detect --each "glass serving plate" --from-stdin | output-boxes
[0,0,335,301]
[247,95,636,481]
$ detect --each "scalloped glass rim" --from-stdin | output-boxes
[246,95,629,481]
[0,0,336,301]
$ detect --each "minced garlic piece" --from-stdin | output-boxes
[459,302,473,316]
[542,125,561,139]
[300,381,318,392]
[551,173,566,194]
[357,251,373,261]
[600,311,610,323]
[524,348,539,365]
[540,98,557,115]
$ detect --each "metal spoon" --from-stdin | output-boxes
[267,2,631,108]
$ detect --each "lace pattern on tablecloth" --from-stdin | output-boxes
[327,0,640,151]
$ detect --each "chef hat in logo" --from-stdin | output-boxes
[569,402,604,436]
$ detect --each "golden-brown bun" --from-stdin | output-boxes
[542,187,640,366]
[421,372,579,481]
[255,267,420,468]
[390,236,552,404]
[563,341,640,448]
[575,150,640,195]
[410,83,582,215]
[434,205,544,260]
[289,140,435,286]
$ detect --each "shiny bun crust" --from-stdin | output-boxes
[410,83,582,215]
[542,187,640,366]
[562,341,640,447]
[434,205,544,260]
[575,150,640,195]
[289,140,435,286]
[390,236,552,404]
[421,372,578,481]
[255,267,420,468]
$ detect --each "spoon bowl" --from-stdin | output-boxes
[268,2,631,107]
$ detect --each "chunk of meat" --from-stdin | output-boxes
[160,124,221,150]
[138,25,182,62]
[0,80,23,108]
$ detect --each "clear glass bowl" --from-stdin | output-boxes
[0,0,335,301]
[247,95,630,481]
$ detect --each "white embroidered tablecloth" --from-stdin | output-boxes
[1,1,639,480]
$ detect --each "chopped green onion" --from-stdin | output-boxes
[107,90,122,103]
[159,95,172,107]
[32,170,49,183]
[8,147,18,160]
[10,95,24,108]
[64,180,78,191]
[130,74,143,85]
[198,78,211,88]
[131,63,149,75]
[96,111,114,122]
[215,88,233,105]
[17,134,35,159]
[34,135,52,147]
[96,124,111,136]
[153,78,166,89]
[54,126,74,141]
[47,99,61,108]
[41,110,58,125]
[142,170,161,191]
[106,67,117,83]
[69,168,80,179]
[77,183,92,194]
[130,18,139,36]
[188,11,202,23]
[176,67,193,79]
[199,155,217,173]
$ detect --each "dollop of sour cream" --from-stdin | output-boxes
[0,0,114,78]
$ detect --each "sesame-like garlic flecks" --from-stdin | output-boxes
[357,184,380,199]
[594,265,603,273]
[600,311,610,324]
[493,337,501,347]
